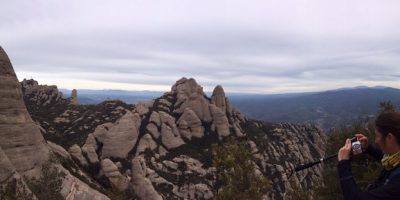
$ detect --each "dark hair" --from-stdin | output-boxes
[375,112,400,144]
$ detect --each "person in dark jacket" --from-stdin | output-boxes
[338,112,400,200]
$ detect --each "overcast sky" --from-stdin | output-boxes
[1,0,400,93]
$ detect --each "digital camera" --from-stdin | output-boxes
[351,137,362,155]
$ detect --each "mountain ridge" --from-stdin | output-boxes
[19,76,327,199]
[1,45,327,199]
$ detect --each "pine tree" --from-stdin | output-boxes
[212,137,270,200]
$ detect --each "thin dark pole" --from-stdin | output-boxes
[294,153,338,172]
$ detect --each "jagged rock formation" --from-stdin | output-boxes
[131,156,163,200]
[242,121,326,199]
[19,75,327,199]
[100,159,129,191]
[82,134,99,164]
[172,78,212,122]
[177,108,204,140]
[20,78,134,149]
[0,46,110,199]
[68,144,89,166]
[22,79,66,107]
[3,47,329,200]
[93,110,141,159]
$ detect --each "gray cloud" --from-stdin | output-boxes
[1,0,400,93]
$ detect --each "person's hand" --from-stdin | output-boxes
[355,133,368,151]
[338,139,351,161]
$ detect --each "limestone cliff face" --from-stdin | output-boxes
[22,75,327,199]
[0,46,50,176]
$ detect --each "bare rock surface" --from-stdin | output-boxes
[93,111,140,159]
[0,46,50,177]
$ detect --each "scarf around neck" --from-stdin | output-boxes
[382,151,400,170]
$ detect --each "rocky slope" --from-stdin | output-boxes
[21,78,133,148]
[19,74,327,199]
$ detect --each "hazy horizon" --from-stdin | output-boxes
[20,77,399,96]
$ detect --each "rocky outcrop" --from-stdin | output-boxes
[0,46,50,177]
[21,78,132,148]
[19,73,327,199]
[100,159,129,191]
[211,85,227,113]
[131,156,163,200]
[172,78,212,122]
[159,111,186,149]
[209,104,230,140]
[48,141,71,160]
[0,46,110,200]
[161,123,186,149]
[60,165,110,200]
[70,89,78,105]
[136,134,158,156]
[134,101,153,116]
[177,108,204,140]
[82,134,99,164]
[21,79,66,107]
[242,121,326,199]
[147,123,161,139]
[68,145,88,166]
[149,111,161,126]
[178,184,214,199]
[93,111,140,159]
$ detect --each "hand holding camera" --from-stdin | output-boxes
[338,133,367,161]
[355,133,369,151]
[338,139,352,161]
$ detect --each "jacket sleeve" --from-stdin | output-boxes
[366,144,384,161]
[337,160,400,200]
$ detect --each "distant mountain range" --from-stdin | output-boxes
[61,86,400,131]
[230,86,400,130]
[60,89,164,104]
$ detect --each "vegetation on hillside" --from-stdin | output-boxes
[212,137,270,200]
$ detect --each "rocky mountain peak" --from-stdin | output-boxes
[170,77,213,123]
[211,85,231,115]
[212,85,225,96]
[0,47,50,176]
[0,46,16,76]
[171,77,205,97]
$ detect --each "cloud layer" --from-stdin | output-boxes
[1,0,400,93]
